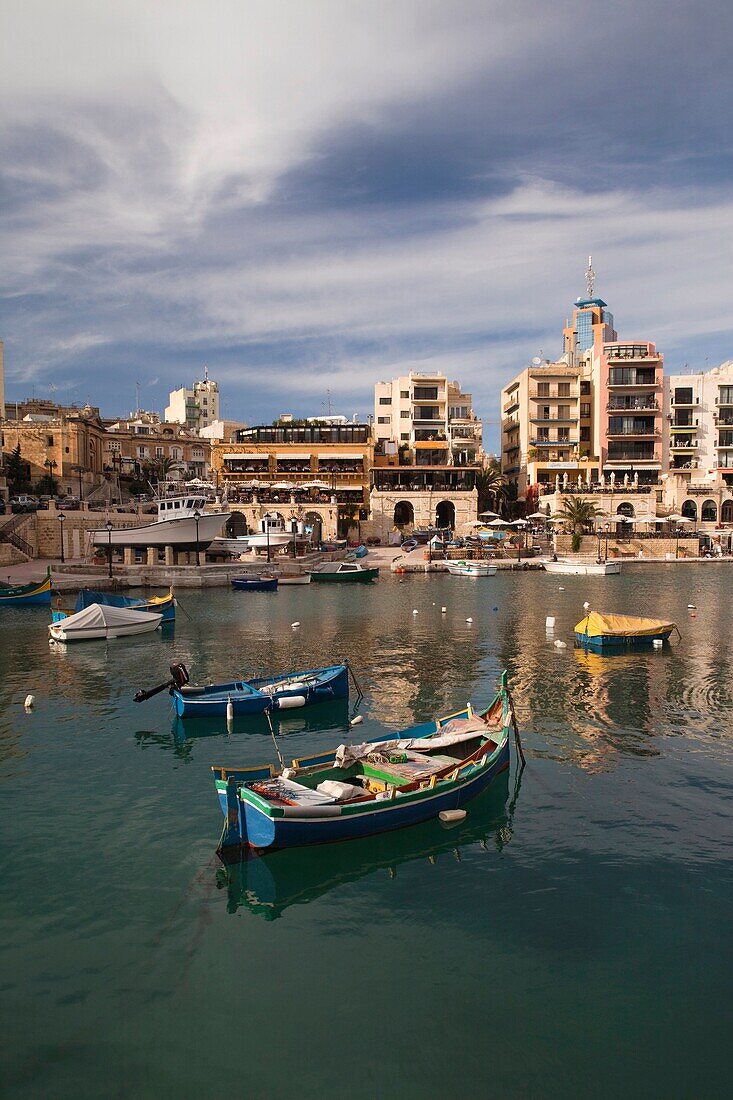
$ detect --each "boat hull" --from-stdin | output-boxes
[0,573,52,607]
[49,617,162,642]
[543,560,621,575]
[219,741,510,852]
[276,574,311,585]
[575,628,674,651]
[231,577,278,591]
[52,589,176,624]
[175,663,349,718]
[445,562,496,576]
[89,511,230,549]
[311,567,379,583]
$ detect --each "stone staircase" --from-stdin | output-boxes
[0,514,36,562]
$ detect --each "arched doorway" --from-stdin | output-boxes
[722,500,733,524]
[681,500,697,521]
[616,502,635,518]
[393,501,414,528]
[305,510,323,543]
[701,499,718,523]
[226,511,248,537]
[435,500,455,529]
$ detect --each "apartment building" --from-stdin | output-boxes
[103,413,211,485]
[597,341,665,484]
[373,372,482,466]
[165,367,220,431]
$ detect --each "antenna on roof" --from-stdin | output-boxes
[586,254,596,299]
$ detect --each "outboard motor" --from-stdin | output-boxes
[170,663,190,689]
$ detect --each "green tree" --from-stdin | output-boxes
[5,443,30,492]
[475,462,506,516]
[553,496,603,551]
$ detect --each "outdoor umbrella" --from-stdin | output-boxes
[478,510,500,519]
[665,513,693,523]
[486,518,509,527]
[270,481,295,490]
[527,511,550,520]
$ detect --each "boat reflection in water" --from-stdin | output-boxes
[216,767,520,920]
[170,697,353,744]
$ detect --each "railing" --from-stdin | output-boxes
[0,515,35,558]
[529,437,579,446]
[606,401,658,411]
[529,389,579,400]
[539,483,654,495]
[669,440,699,449]
[606,428,660,437]
[529,416,578,425]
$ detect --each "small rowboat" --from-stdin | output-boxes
[445,560,496,577]
[52,586,176,624]
[310,562,379,583]
[213,672,515,854]
[0,568,52,607]
[173,662,349,718]
[544,559,621,576]
[231,575,278,592]
[574,611,678,651]
[276,574,311,585]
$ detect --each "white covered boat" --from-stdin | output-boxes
[445,560,497,577]
[90,496,230,550]
[49,603,163,642]
[211,536,251,557]
[542,559,621,576]
[247,512,306,551]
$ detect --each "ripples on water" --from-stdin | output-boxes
[0,566,731,1098]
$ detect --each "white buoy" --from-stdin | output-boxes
[687,604,696,609]
[441,607,447,614]
[466,617,473,623]
[412,609,419,615]
[226,696,234,722]
[583,601,590,609]
[291,621,300,628]
[545,616,556,631]
[439,809,466,825]
[554,639,567,649]
[24,694,35,710]
[350,715,364,726]
[558,586,565,591]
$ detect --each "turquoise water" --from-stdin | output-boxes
[0,567,731,1098]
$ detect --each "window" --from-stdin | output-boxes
[413,386,439,401]
[557,405,570,420]
[580,403,591,417]
[400,410,410,418]
[674,387,693,404]
[557,429,570,442]
[537,428,549,441]
[47,435,54,446]
[580,427,590,441]
[557,383,571,396]
[108,441,120,452]
[537,383,550,396]
[400,390,409,398]
[701,499,717,522]
[155,447,164,457]
[541,406,550,420]
[719,387,733,405]
[580,381,591,395]
[379,397,391,405]
[401,433,409,441]
[377,416,390,425]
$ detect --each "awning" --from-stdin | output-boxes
[414,440,448,448]
[222,453,269,461]
[275,453,312,460]
[317,453,366,460]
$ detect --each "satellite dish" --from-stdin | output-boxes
[531,356,542,365]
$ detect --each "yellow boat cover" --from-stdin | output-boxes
[574,611,676,638]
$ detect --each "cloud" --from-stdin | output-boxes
[2,1,733,446]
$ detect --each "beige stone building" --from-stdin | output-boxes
[0,407,107,497]
[103,414,211,490]
[212,422,373,539]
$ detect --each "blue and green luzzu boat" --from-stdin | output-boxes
[175,661,349,718]
[213,672,514,855]
[0,568,52,607]
[574,611,678,652]
[52,586,176,624]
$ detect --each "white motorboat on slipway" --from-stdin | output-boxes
[90,495,230,550]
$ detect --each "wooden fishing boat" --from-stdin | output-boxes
[231,575,278,591]
[52,586,175,624]
[0,568,52,607]
[544,559,621,576]
[172,661,350,718]
[574,611,678,651]
[310,561,379,583]
[48,603,163,642]
[445,560,497,577]
[276,573,311,585]
[213,672,515,854]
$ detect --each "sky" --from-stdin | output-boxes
[2,0,733,449]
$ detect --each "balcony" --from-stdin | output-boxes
[529,389,578,400]
[605,344,657,361]
[670,421,698,431]
[529,437,579,447]
[606,427,660,438]
[530,415,578,425]
[607,376,661,389]
[716,396,733,407]
[670,440,699,450]
[503,396,520,413]
[606,400,658,412]
[671,396,700,407]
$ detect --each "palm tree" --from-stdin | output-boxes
[475,463,506,516]
[553,497,603,551]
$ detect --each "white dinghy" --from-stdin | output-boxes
[49,603,163,643]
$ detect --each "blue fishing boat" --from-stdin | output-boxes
[231,575,278,592]
[0,568,52,607]
[52,586,176,624]
[574,611,678,651]
[213,672,518,855]
[171,661,350,718]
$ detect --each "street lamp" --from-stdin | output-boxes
[604,522,611,562]
[265,514,271,563]
[193,509,201,565]
[58,511,66,564]
[105,519,113,579]
[675,525,681,560]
